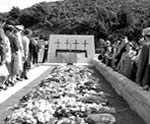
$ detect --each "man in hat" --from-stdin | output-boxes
[136,27,150,90]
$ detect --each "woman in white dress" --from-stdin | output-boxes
[15,25,24,80]
[0,25,9,90]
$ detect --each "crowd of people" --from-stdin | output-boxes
[98,27,150,90]
[1,21,149,92]
[0,21,45,91]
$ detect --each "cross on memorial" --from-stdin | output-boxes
[64,40,69,49]
[55,39,61,49]
[73,40,79,50]
[83,40,88,50]
[69,42,72,52]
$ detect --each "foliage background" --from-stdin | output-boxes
[1,0,150,48]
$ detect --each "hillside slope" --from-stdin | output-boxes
[1,0,150,42]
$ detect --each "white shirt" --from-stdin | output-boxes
[22,35,30,59]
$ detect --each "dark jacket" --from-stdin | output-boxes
[8,34,19,54]
[136,43,150,86]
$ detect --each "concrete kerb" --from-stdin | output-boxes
[91,58,150,124]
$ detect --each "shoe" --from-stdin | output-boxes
[4,80,9,87]
[3,85,7,90]
[24,76,28,80]
[0,86,3,90]
[10,80,17,86]
[0,85,7,90]
[10,81,15,86]
[143,85,149,91]
[7,81,14,87]
[16,77,23,81]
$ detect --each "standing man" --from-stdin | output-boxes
[32,38,40,64]
[136,27,150,89]
[21,29,32,79]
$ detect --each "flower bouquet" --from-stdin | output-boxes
[5,65,116,124]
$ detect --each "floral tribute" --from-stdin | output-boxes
[5,65,116,124]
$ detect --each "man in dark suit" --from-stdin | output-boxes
[42,41,48,63]
[136,27,150,90]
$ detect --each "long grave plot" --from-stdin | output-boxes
[48,35,95,63]
[4,65,146,124]
[5,65,116,124]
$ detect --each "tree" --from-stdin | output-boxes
[9,7,20,19]
[117,5,134,28]
[19,13,39,28]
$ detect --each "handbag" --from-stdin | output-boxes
[0,55,9,76]
[0,64,9,76]
[24,60,31,69]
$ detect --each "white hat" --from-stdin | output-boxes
[143,27,150,36]
[124,36,129,44]
[15,25,24,31]
[106,40,111,46]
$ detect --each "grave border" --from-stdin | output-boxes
[90,58,150,124]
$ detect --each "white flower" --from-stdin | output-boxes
[36,112,45,123]
[43,111,53,122]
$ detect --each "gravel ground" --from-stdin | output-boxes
[0,65,146,124]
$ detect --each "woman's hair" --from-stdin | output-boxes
[3,25,14,33]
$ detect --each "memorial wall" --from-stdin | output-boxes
[48,35,95,63]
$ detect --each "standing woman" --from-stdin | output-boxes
[3,25,12,86]
[117,42,136,78]
[0,24,9,89]
[15,25,24,80]
[4,25,20,85]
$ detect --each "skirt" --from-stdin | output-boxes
[18,50,23,72]
[11,53,20,75]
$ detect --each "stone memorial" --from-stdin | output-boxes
[48,35,95,63]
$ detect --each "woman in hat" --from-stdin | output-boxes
[4,25,20,85]
[0,24,9,90]
[117,42,136,78]
[15,25,24,81]
[115,36,129,67]
[3,25,12,87]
